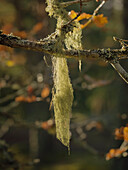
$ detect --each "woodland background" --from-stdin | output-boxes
[0,0,128,169]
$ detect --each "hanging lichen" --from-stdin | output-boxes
[45,0,82,148]
[52,56,73,147]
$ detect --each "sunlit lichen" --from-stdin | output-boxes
[46,0,82,148]
[52,57,73,147]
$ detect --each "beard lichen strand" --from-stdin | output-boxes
[46,0,82,149]
[52,30,74,148]
[52,57,73,148]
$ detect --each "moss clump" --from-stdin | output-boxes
[46,0,82,148]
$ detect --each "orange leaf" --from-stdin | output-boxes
[27,86,34,95]
[26,96,36,103]
[69,10,77,20]
[31,22,44,34]
[15,96,26,102]
[93,14,108,27]
[77,13,92,21]
[106,149,116,160]
[0,46,13,52]
[124,127,128,142]
[115,127,124,140]
[14,31,27,38]
[106,148,125,160]
[41,119,54,130]
[114,149,126,157]
[15,95,36,103]
[41,86,50,98]
[2,24,13,34]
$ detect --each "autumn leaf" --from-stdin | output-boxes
[41,86,50,98]
[41,119,55,130]
[15,96,25,102]
[106,148,126,160]
[106,149,116,160]
[115,127,124,140]
[69,10,77,19]
[69,10,92,21]
[31,22,44,34]
[69,10,108,29]
[123,127,128,142]
[6,60,15,67]
[77,13,92,21]
[27,86,34,95]
[0,46,13,52]
[2,24,13,34]
[93,14,108,27]
[15,95,36,103]
[14,31,27,38]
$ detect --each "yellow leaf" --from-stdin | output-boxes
[69,10,92,21]
[69,10,77,19]
[6,60,15,67]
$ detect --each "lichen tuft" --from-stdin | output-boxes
[46,0,82,148]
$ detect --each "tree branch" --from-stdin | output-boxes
[1,31,128,61]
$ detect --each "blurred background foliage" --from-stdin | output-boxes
[0,0,128,169]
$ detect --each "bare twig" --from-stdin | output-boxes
[120,141,128,151]
[61,0,92,7]
[110,61,128,84]
[93,0,106,16]
[0,101,19,113]
[73,75,111,90]
[113,36,128,50]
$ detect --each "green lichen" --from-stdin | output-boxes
[52,57,73,148]
[46,0,82,148]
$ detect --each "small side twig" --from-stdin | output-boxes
[110,61,128,84]
[93,0,106,16]
[113,36,128,50]
[61,0,92,7]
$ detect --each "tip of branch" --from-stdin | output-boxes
[113,36,117,41]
